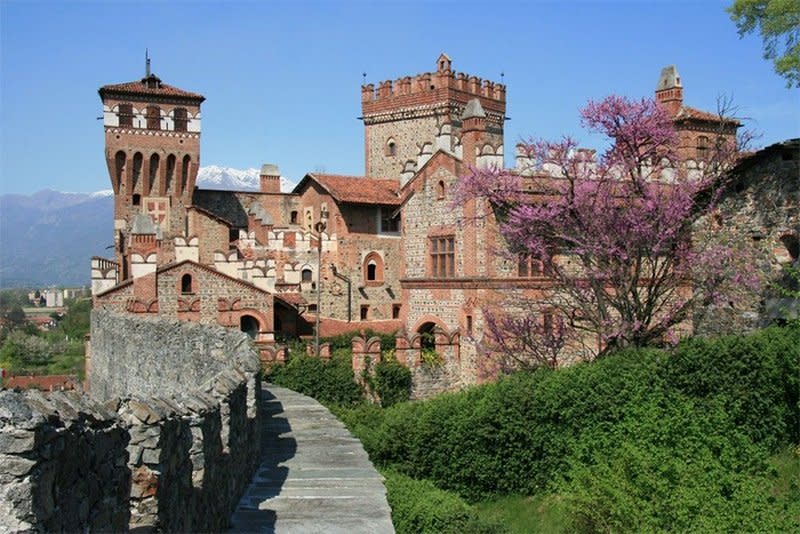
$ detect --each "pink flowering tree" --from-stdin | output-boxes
[458,95,753,364]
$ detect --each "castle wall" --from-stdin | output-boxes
[1,312,261,532]
[694,141,800,336]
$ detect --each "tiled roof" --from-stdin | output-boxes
[99,75,205,102]
[675,105,740,125]
[307,174,402,206]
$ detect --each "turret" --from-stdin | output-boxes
[361,54,506,182]
[655,65,684,116]
[98,57,205,275]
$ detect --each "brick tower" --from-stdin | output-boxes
[655,65,739,161]
[98,58,205,278]
[361,54,506,184]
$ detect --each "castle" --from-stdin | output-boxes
[92,55,756,391]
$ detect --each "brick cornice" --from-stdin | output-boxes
[400,277,556,290]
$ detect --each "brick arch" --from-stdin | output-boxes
[411,315,450,338]
[363,251,384,285]
[235,309,270,339]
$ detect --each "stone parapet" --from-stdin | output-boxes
[0,311,262,532]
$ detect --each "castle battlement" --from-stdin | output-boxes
[361,54,506,117]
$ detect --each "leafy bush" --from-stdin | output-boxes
[266,349,363,406]
[374,354,412,407]
[382,469,505,534]
[664,324,800,448]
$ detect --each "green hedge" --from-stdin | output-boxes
[382,469,505,534]
[374,358,412,407]
[663,325,800,448]
[337,325,800,529]
[266,348,363,406]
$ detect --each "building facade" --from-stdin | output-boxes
[92,56,790,392]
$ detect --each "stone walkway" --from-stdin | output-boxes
[229,384,395,533]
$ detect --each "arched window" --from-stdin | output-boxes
[181,274,193,294]
[132,152,143,192]
[240,315,259,339]
[181,155,191,194]
[118,103,133,128]
[173,108,188,132]
[290,211,298,224]
[165,154,176,192]
[114,151,126,190]
[363,252,384,285]
[146,106,161,130]
[386,138,397,157]
[301,268,313,282]
[148,153,160,194]
[436,180,445,200]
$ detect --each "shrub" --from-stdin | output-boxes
[563,394,796,533]
[664,324,800,448]
[374,353,412,407]
[266,349,363,406]
[382,469,505,534]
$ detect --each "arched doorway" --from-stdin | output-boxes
[240,315,260,339]
[418,322,437,351]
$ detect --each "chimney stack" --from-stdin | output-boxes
[260,164,281,193]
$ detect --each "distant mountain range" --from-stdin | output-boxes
[0,167,297,288]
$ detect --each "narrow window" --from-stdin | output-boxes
[387,139,397,157]
[181,274,193,294]
[290,210,298,224]
[392,304,401,319]
[118,103,133,127]
[173,108,188,132]
[114,151,126,190]
[360,305,369,320]
[436,180,445,200]
[696,135,709,160]
[148,153,159,194]
[165,154,176,192]
[367,262,377,281]
[132,152,143,192]
[181,155,191,194]
[146,106,161,130]
[430,236,455,278]
[466,315,473,335]
[302,268,313,282]
[132,194,141,206]
[518,256,543,277]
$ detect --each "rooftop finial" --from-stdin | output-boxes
[145,49,151,77]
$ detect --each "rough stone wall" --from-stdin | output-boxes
[1,311,262,532]
[366,115,440,178]
[694,141,800,336]
[89,310,260,400]
[0,390,131,532]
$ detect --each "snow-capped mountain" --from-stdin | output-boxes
[0,167,298,287]
[196,165,296,192]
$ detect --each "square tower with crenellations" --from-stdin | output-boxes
[361,54,506,185]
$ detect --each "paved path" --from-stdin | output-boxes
[230,384,394,533]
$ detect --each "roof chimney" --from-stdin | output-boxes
[260,164,281,193]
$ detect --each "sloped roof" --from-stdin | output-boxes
[99,74,205,102]
[675,105,741,126]
[294,174,402,206]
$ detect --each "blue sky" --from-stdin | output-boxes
[1,0,797,195]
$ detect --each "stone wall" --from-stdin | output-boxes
[89,309,260,400]
[0,390,131,532]
[1,311,262,532]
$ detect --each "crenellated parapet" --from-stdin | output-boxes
[361,57,506,123]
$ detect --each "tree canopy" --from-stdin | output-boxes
[728,0,800,87]
[456,95,751,366]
